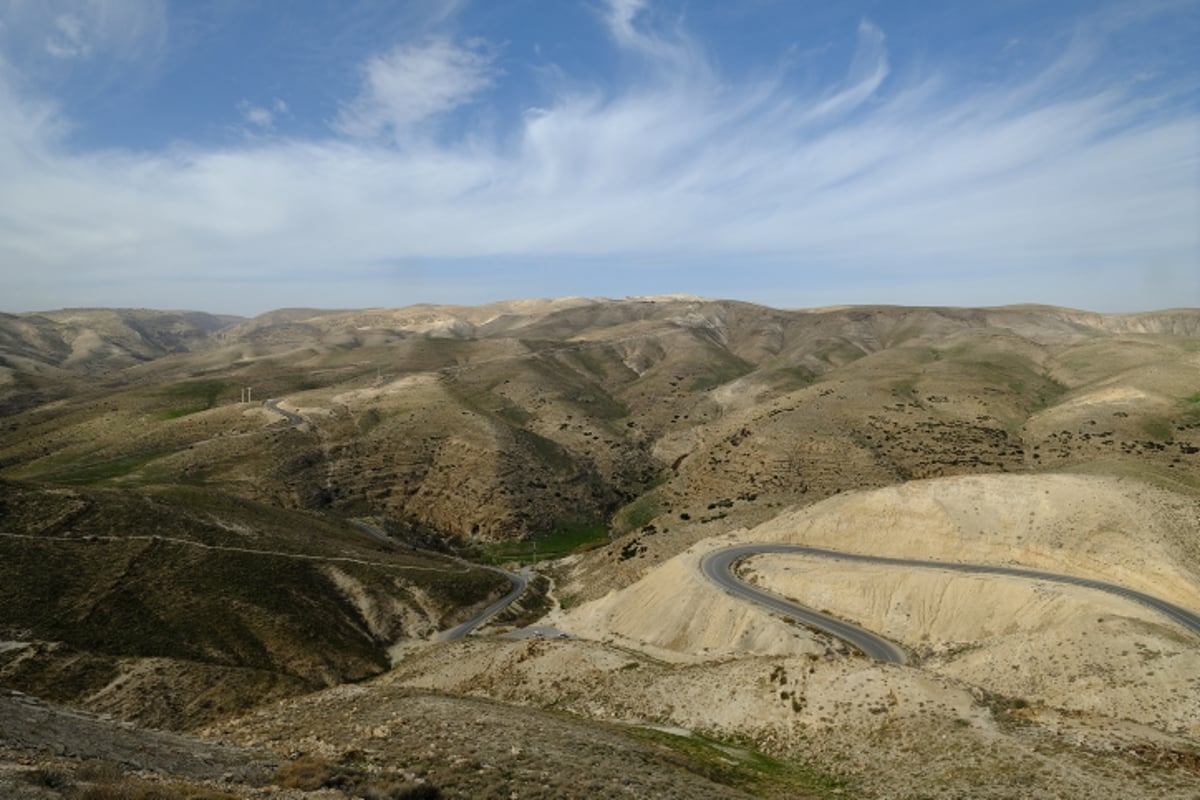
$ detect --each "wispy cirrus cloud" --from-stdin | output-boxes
[0,0,1195,314]
[45,13,88,59]
[806,20,889,122]
[1,0,167,67]
[333,38,495,143]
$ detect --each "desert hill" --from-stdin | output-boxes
[2,300,1197,545]
[0,308,241,417]
[2,298,1199,798]
[0,478,506,730]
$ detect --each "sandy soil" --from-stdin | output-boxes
[541,471,1200,738]
[377,470,1200,797]
[559,472,1200,652]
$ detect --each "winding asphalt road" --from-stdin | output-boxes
[349,520,394,546]
[436,565,530,641]
[702,544,1200,665]
[702,546,907,663]
[264,398,305,427]
[347,521,530,642]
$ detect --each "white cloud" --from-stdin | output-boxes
[605,0,650,49]
[0,4,1196,314]
[240,103,272,128]
[2,0,167,66]
[334,38,494,143]
[0,56,69,156]
[601,0,706,74]
[805,20,889,121]
[45,13,88,59]
[238,98,289,130]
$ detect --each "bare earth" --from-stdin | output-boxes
[2,300,1199,798]
[382,470,1200,797]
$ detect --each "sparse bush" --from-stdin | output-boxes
[619,538,646,561]
[357,780,442,800]
[275,756,351,791]
[77,787,125,800]
[77,760,126,783]
[76,780,240,800]
[395,786,441,800]
[24,767,73,790]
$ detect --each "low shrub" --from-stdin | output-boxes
[24,767,73,790]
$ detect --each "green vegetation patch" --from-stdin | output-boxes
[768,365,816,390]
[1184,392,1200,404]
[1140,417,1175,442]
[481,520,609,564]
[51,448,180,485]
[494,397,533,426]
[628,727,851,799]
[158,379,228,418]
[611,491,662,536]
[812,337,868,368]
[566,347,610,378]
[688,352,754,393]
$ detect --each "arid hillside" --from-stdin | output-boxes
[0,309,240,416]
[2,298,1198,799]
[3,300,1197,546]
[0,479,506,730]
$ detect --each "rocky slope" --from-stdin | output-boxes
[384,470,1200,798]
[3,300,1197,548]
[2,298,1198,798]
[0,480,506,730]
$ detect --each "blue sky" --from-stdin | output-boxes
[0,0,1196,316]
